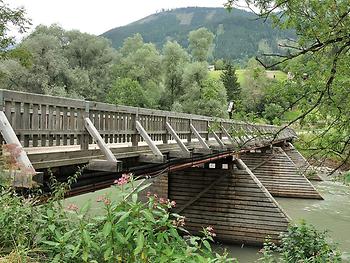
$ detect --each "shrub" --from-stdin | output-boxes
[0,174,233,262]
[259,221,342,263]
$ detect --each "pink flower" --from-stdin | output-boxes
[66,203,78,212]
[103,198,111,205]
[206,226,216,237]
[114,173,131,186]
[159,198,166,204]
[146,191,151,198]
[170,201,176,208]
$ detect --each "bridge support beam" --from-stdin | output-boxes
[220,126,238,147]
[168,163,290,245]
[0,111,39,188]
[136,121,165,163]
[208,125,226,150]
[84,117,122,172]
[241,147,323,199]
[190,123,211,154]
[165,122,191,158]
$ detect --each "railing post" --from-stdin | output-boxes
[81,101,90,150]
[131,108,139,147]
[162,115,169,144]
[187,119,192,143]
[205,120,210,141]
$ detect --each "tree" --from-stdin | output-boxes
[113,34,163,108]
[0,0,30,57]
[225,0,350,168]
[241,58,273,114]
[0,24,116,100]
[107,78,148,107]
[220,62,240,103]
[180,78,228,118]
[182,62,208,92]
[161,41,189,108]
[188,28,214,62]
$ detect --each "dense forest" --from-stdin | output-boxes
[102,7,295,63]
[0,23,283,121]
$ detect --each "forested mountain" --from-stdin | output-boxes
[102,7,294,62]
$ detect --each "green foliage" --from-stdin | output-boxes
[161,40,190,108]
[0,175,233,262]
[220,62,241,103]
[0,24,116,101]
[0,0,30,57]
[108,78,148,107]
[102,7,294,63]
[180,78,228,118]
[233,0,350,168]
[240,58,275,114]
[259,221,342,263]
[188,27,214,62]
[214,59,225,70]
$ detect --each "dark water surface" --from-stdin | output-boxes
[67,180,350,262]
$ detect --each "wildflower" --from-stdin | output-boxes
[103,198,111,206]
[153,193,158,199]
[206,226,216,237]
[172,216,186,227]
[114,173,131,186]
[66,203,78,212]
[159,198,166,204]
[146,191,151,198]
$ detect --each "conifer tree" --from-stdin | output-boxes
[220,62,240,103]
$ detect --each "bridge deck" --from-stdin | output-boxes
[0,89,297,186]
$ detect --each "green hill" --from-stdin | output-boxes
[102,7,294,62]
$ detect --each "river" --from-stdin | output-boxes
[67,178,350,262]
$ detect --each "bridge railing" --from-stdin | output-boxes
[0,89,296,150]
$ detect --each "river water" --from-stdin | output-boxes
[67,179,350,262]
[219,179,350,262]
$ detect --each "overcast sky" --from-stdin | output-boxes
[9,0,230,36]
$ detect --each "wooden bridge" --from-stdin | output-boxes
[0,89,322,245]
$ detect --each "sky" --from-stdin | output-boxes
[9,0,229,36]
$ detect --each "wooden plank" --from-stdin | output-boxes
[190,123,210,149]
[135,120,163,157]
[0,111,36,188]
[208,125,226,148]
[84,117,117,162]
[32,104,39,147]
[165,122,190,155]
[176,174,227,214]
[86,159,122,172]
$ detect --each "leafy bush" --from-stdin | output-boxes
[259,221,342,263]
[0,174,232,262]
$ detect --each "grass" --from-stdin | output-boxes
[208,69,287,84]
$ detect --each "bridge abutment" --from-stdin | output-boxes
[167,164,290,245]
